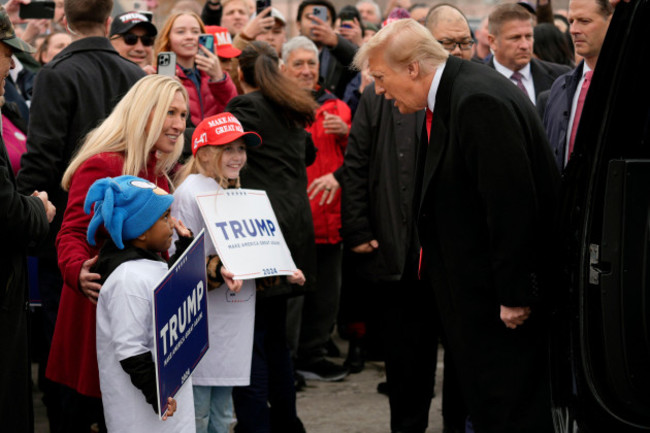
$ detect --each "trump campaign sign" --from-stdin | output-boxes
[153,231,209,418]
[196,189,297,280]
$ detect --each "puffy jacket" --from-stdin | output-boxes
[306,89,351,244]
[176,64,237,126]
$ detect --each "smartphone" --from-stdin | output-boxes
[19,1,56,19]
[256,0,271,15]
[198,34,214,57]
[157,52,177,77]
[338,9,356,28]
[311,6,328,24]
[136,10,154,22]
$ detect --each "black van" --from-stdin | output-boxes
[550,0,650,431]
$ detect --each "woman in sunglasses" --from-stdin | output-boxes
[155,11,238,127]
[109,11,158,71]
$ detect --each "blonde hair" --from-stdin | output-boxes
[174,146,241,189]
[353,18,449,75]
[222,0,251,15]
[62,75,188,191]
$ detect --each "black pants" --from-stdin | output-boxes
[233,297,301,433]
[296,243,342,365]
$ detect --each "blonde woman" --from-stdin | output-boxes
[47,75,188,427]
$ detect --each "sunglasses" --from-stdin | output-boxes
[113,33,155,47]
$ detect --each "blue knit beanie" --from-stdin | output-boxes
[85,175,174,250]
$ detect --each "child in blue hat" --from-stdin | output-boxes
[86,175,196,433]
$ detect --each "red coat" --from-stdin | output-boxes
[47,152,169,397]
[176,65,238,127]
[306,95,351,244]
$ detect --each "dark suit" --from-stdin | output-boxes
[542,61,586,171]
[416,55,560,433]
[487,57,571,102]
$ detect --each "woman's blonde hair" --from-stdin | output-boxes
[154,12,206,57]
[62,75,189,191]
[174,145,241,189]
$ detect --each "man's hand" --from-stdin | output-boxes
[500,305,531,329]
[308,15,338,47]
[79,256,102,304]
[322,111,349,136]
[32,190,56,222]
[351,239,379,253]
[337,18,363,47]
[21,18,49,44]
[220,267,243,293]
[4,0,31,25]
[240,6,274,39]
[307,173,340,205]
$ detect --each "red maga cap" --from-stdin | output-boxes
[192,112,262,155]
[204,25,242,58]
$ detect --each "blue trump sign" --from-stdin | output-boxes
[152,231,209,418]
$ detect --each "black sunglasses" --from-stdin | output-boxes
[113,33,155,47]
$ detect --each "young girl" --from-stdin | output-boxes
[171,112,305,433]
[154,12,238,126]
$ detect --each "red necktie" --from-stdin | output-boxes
[511,71,529,98]
[419,108,434,279]
[568,70,593,158]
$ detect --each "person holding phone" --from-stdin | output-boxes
[154,11,237,126]
[296,0,359,99]
[336,5,364,47]
[110,11,158,72]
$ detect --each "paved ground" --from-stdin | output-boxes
[33,339,444,433]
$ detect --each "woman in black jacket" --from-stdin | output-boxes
[225,41,317,433]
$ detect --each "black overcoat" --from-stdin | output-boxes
[416,55,560,433]
[0,133,49,432]
[226,91,317,298]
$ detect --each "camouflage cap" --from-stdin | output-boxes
[0,6,35,54]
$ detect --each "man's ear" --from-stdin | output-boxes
[407,61,420,79]
[136,232,147,241]
[104,16,112,37]
[487,33,497,51]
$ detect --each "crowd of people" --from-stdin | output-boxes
[0,0,616,431]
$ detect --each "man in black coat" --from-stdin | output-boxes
[341,83,438,433]
[0,6,55,432]
[486,3,571,107]
[543,0,613,171]
[354,19,560,433]
[16,0,145,429]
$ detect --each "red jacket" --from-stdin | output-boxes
[306,93,351,244]
[176,65,238,127]
[47,152,169,397]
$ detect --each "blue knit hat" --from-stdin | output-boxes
[85,175,174,250]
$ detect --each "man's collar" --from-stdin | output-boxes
[427,60,447,112]
[493,57,532,81]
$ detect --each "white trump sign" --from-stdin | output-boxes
[196,189,297,280]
